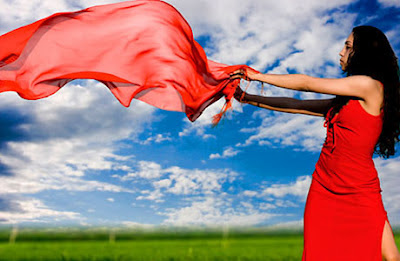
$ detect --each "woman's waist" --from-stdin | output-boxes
[321,140,376,157]
[318,150,376,170]
[310,175,383,199]
[312,163,382,194]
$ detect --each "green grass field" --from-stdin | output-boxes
[0,228,398,261]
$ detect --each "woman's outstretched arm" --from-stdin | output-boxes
[235,87,334,117]
[230,69,382,101]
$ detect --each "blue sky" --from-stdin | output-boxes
[0,0,399,229]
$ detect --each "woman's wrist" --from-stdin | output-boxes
[242,93,252,103]
[252,73,264,82]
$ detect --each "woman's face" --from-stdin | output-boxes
[339,32,354,71]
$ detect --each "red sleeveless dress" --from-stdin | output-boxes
[302,98,393,260]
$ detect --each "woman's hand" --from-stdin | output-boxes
[229,68,260,81]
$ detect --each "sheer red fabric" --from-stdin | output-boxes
[0,0,253,122]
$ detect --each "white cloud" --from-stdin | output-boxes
[136,189,164,203]
[121,221,155,229]
[0,140,133,194]
[151,167,311,227]
[1,81,155,142]
[273,12,354,76]
[374,156,400,226]
[141,134,172,145]
[0,0,127,36]
[259,203,277,210]
[275,199,299,208]
[267,219,304,230]
[115,161,238,201]
[165,167,237,196]
[153,179,172,189]
[160,196,277,227]
[385,25,400,52]
[243,190,258,197]
[238,112,326,152]
[116,161,163,181]
[0,0,70,34]
[107,198,115,202]
[377,0,400,7]
[122,162,290,227]
[209,147,241,160]
[261,175,312,201]
[0,197,81,224]
[240,201,254,210]
[0,81,154,195]
[168,0,354,64]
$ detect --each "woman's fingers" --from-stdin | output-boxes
[230,73,244,80]
[230,69,244,77]
[230,68,250,80]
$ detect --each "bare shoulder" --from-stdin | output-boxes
[355,76,384,116]
[346,75,380,90]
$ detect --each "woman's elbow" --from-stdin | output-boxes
[300,75,313,92]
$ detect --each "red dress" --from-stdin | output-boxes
[302,98,393,260]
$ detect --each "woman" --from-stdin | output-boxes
[230,25,400,260]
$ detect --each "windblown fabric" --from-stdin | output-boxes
[0,0,251,122]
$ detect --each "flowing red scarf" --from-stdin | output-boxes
[0,0,254,123]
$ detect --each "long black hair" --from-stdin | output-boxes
[327,25,400,158]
